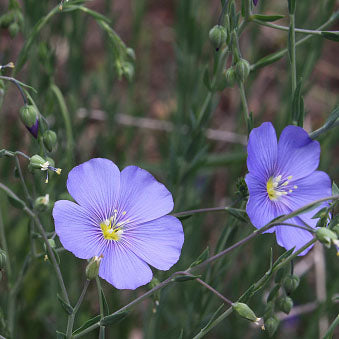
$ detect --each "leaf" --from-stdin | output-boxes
[332,181,339,196]
[225,207,248,223]
[57,294,73,315]
[100,289,110,316]
[199,304,225,333]
[100,311,128,326]
[309,106,339,139]
[172,274,201,282]
[203,66,211,91]
[292,79,303,124]
[311,207,328,219]
[272,248,295,270]
[73,315,101,335]
[252,14,284,22]
[56,331,66,339]
[176,214,193,222]
[321,31,339,42]
[189,247,209,268]
[178,329,184,339]
[251,50,285,70]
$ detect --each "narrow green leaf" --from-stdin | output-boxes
[100,311,128,326]
[100,289,110,316]
[225,207,248,223]
[189,247,209,268]
[199,304,225,332]
[172,274,201,282]
[252,14,284,22]
[332,182,339,196]
[267,285,280,303]
[321,31,339,42]
[57,294,73,315]
[73,315,101,335]
[273,248,295,270]
[309,106,339,139]
[203,67,211,91]
[292,79,303,124]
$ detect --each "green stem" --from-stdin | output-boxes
[0,207,11,278]
[96,277,105,338]
[289,12,297,95]
[251,12,338,71]
[173,206,246,218]
[238,82,250,133]
[252,19,338,36]
[323,313,339,339]
[14,156,32,205]
[196,278,233,305]
[193,307,233,339]
[65,279,90,339]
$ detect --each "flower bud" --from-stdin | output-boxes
[9,22,19,37]
[43,238,56,252]
[43,130,57,152]
[19,105,39,138]
[86,255,103,280]
[265,316,279,337]
[277,296,293,314]
[316,228,338,248]
[235,59,250,82]
[283,275,300,294]
[0,249,7,270]
[232,302,261,323]
[209,25,227,51]
[29,155,46,169]
[223,67,237,87]
[34,194,50,212]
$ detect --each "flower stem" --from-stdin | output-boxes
[238,82,251,133]
[289,12,297,96]
[196,278,233,306]
[173,206,246,218]
[0,76,27,104]
[96,277,106,338]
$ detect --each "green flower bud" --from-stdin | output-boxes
[86,255,103,280]
[122,62,135,82]
[224,67,237,87]
[19,105,37,128]
[0,11,15,28]
[232,302,261,323]
[9,22,19,37]
[209,25,227,51]
[44,238,56,252]
[283,275,300,294]
[265,316,280,337]
[0,249,7,270]
[34,194,50,212]
[316,228,338,248]
[126,47,136,61]
[235,59,250,82]
[43,130,57,152]
[29,155,47,169]
[277,296,293,314]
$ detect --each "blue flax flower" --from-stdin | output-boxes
[53,158,184,289]
[245,122,331,255]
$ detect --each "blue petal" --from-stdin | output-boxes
[53,200,105,259]
[275,217,314,256]
[99,242,152,290]
[245,173,278,233]
[118,166,174,224]
[66,158,121,221]
[123,216,184,270]
[281,171,332,227]
[247,122,277,181]
[277,126,320,181]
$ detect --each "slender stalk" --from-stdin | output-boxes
[289,12,297,95]
[96,277,106,338]
[323,313,339,339]
[252,19,338,36]
[14,156,32,205]
[0,207,11,278]
[193,307,233,339]
[196,278,233,305]
[0,76,27,104]
[238,82,250,133]
[173,206,245,218]
[65,279,90,338]
[251,13,338,71]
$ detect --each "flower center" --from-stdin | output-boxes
[266,175,297,201]
[100,210,129,241]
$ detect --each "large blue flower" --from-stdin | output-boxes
[53,158,184,289]
[245,122,331,255]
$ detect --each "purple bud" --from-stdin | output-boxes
[253,0,259,5]
[27,119,39,138]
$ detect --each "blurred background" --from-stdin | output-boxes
[0,0,338,338]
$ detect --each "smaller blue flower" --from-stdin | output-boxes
[245,122,332,255]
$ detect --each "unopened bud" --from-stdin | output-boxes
[224,67,237,87]
[235,59,250,82]
[34,194,50,212]
[316,228,338,248]
[9,22,19,37]
[44,238,56,252]
[19,105,39,138]
[29,155,61,183]
[0,249,7,270]
[29,155,46,169]
[209,25,227,51]
[86,255,103,280]
[265,316,279,337]
[232,302,261,323]
[43,130,57,152]
[283,275,300,294]
[277,296,293,314]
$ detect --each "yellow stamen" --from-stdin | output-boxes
[100,220,123,241]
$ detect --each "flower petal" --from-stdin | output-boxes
[275,217,314,256]
[53,200,104,259]
[99,243,152,289]
[123,216,184,270]
[277,126,320,180]
[118,166,174,224]
[281,171,332,227]
[245,173,278,233]
[66,158,121,220]
[247,122,277,181]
